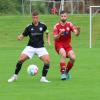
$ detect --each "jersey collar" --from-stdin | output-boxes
[59,21,67,26]
[32,22,40,26]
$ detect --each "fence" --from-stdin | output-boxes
[21,0,100,15]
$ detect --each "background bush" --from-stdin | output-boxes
[0,0,21,15]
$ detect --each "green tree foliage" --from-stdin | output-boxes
[0,0,49,15]
[0,0,21,15]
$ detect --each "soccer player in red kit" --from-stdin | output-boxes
[53,11,80,80]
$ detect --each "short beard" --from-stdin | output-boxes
[61,20,66,23]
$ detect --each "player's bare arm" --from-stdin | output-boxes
[46,32,51,46]
[17,34,24,41]
[73,26,80,36]
[54,29,65,40]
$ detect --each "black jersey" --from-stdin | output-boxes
[22,22,47,48]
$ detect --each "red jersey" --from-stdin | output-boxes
[53,22,75,46]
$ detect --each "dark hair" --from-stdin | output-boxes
[32,10,39,16]
[60,10,66,15]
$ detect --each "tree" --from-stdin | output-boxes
[0,0,21,14]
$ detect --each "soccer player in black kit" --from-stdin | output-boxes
[8,11,51,83]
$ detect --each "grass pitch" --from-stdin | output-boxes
[0,15,100,100]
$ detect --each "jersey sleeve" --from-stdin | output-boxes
[69,22,76,32]
[43,24,47,32]
[22,26,30,37]
[53,25,58,35]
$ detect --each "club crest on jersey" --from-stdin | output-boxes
[39,27,43,31]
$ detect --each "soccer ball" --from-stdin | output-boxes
[27,64,38,76]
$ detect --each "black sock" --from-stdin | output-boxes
[42,64,50,77]
[15,61,23,75]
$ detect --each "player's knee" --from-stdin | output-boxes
[45,59,50,64]
[60,52,66,58]
[19,55,28,63]
[59,48,66,58]
[44,57,50,64]
[60,52,65,57]
[19,59,25,63]
[70,55,76,62]
[19,57,24,62]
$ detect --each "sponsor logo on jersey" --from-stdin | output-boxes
[31,28,34,31]
[31,33,42,36]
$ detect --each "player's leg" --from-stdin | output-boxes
[40,54,51,82]
[8,46,34,83]
[59,48,67,80]
[8,54,29,83]
[67,50,76,73]
[65,50,76,79]
[15,54,29,75]
[36,48,51,83]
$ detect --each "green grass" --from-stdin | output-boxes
[0,15,100,100]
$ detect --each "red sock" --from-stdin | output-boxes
[66,61,73,73]
[60,62,66,74]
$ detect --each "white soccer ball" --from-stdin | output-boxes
[27,64,38,76]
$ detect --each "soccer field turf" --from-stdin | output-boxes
[0,15,100,100]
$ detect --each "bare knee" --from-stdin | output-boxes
[68,50,76,63]
[18,54,29,63]
[45,58,50,64]
[70,55,76,63]
[59,48,66,62]
[41,55,50,64]
[44,56,50,64]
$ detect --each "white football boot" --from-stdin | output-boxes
[40,77,51,83]
[8,74,17,83]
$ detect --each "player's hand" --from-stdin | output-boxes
[59,29,65,36]
[17,34,24,40]
[74,26,80,36]
[76,26,80,32]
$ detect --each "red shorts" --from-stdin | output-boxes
[55,42,72,58]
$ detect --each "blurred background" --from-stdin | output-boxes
[0,0,100,15]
